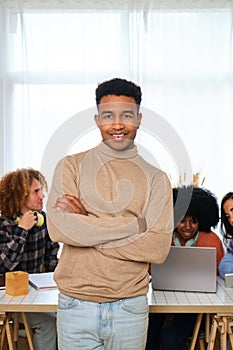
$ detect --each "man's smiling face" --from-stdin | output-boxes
[95,95,142,151]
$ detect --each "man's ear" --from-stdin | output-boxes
[94,114,100,127]
[137,113,142,128]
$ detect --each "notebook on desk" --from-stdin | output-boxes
[151,246,217,293]
[29,272,57,290]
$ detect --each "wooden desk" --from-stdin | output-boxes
[0,286,58,313]
[0,277,232,314]
[149,277,233,314]
[1,278,233,350]
[0,287,58,350]
[149,277,233,350]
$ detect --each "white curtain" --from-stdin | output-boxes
[0,0,233,202]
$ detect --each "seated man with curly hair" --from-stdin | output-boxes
[0,168,59,350]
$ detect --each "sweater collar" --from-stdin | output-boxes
[97,140,138,159]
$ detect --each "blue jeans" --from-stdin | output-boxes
[57,293,149,350]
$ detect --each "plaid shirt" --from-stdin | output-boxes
[0,212,59,274]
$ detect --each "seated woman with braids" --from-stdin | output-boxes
[146,185,224,350]
[219,192,233,278]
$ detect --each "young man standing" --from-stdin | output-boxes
[47,78,173,350]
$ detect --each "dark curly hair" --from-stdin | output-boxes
[95,78,142,107]
[0,168,47,219]
[221,192,233,240]
[173,186,219,232]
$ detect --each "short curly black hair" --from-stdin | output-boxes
[173,186,219,232]
[95,78,142,107]
[221,192,233,240]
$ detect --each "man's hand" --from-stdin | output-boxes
[18,211,37,230]
[54,194,87,215]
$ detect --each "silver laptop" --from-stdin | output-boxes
[151,246,217,293]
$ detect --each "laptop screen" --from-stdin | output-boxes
[151,246,216,293]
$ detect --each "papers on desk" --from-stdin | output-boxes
[29,272,57,290]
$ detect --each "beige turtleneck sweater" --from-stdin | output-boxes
[47,141,173,302]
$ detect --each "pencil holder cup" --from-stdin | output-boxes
[5,271,29,296]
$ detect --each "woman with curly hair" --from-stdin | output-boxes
[219,192,233,278]
[171,186,223,267]
[146,186,224,350]
[0,168,59,350]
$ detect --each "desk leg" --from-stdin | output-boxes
[4,315,16,350]
[21,313,35,350]
[227,320,233,350]
[207,315,233,350]
[207,317,218,350]
[205,313,211,344]
[218,317,227,350]
[13,312,18,344]
[0,313,6,350]
[189,313,203,350]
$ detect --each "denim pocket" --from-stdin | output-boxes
[120,295,149,314]
[58,292,80,310]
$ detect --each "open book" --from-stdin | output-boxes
[29,272,57,290]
